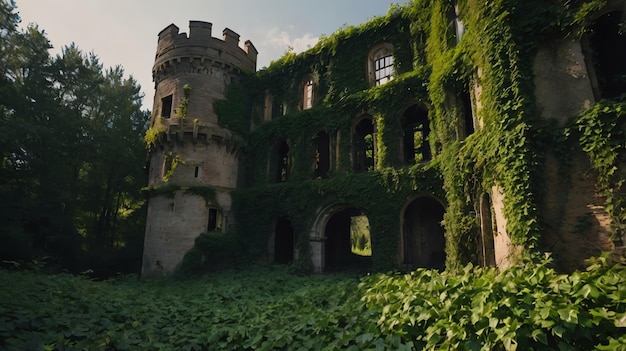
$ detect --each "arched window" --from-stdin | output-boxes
[368,44,394,86]
[303,77,314,110]
[353,117,375,172]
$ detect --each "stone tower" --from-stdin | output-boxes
[142,21,257,275]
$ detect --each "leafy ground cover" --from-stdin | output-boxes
[1,255,625,350]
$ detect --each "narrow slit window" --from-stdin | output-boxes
[194,166,200,178]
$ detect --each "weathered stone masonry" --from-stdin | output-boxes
[143,1,626,275]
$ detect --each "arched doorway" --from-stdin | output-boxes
[324,207,372,272]
[274,217,294,264]
[401,197,446,270]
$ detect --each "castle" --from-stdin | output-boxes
[142,0,626,275]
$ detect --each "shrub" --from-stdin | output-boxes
[178,231,245,274]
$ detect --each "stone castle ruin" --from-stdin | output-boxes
[142,1,626,275]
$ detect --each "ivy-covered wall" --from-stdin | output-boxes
[206,0,626,273]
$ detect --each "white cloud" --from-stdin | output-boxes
[261,27,319,65]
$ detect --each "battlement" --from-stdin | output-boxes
[154,21,257,73]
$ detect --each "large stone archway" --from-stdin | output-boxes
[309,204,371,273]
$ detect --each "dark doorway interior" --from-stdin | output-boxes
[274,217,294,264]
[589,11,626,99]
[402,197,446,270]
[325,208,372,272]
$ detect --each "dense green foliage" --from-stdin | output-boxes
[0,0,149,274]
[2,256,625,350]
[206,0,626,272]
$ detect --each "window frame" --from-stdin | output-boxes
[368,43,395,87]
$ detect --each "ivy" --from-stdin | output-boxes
[575,97,626,243]
[140,183,181,199]
[205,0,625,271]
[2,255,625,349]
[184,186,217,206]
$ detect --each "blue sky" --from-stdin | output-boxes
[16,0,410,110]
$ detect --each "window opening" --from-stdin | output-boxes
[272,99,285,119]
[402,105,431,164]
[587,11,626,99]
[479,193,496,267]
[461,90,474,137]
[313,131,330,179]
[374,55,394,86]
[354,118,375,172]
[303,79,313,110]
[270,140,290,183]
[161,95,173,118]
[163,153,173,179]
[194,166,200,178]
[207,208,223,232]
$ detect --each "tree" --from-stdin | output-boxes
[0,1,149,274]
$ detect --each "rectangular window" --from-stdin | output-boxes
[375,55,394,86]
[303,79,313,110]
[194,166,200,178]
[161,95,173,118]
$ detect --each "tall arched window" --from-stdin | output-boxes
[303,77,314,110]
[368,43,394,87]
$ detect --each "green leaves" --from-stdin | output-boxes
[1,258,626,350]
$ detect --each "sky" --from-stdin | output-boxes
[16,0,410,110]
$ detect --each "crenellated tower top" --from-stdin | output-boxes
[153,21,257,84]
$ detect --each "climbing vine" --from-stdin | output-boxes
[199,0,626,272]
[575,97,626,243]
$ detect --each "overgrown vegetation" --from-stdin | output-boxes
[574,97,626,243]
[2,255,625,350]
[205,0,626,272]
[0,0,148,275]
